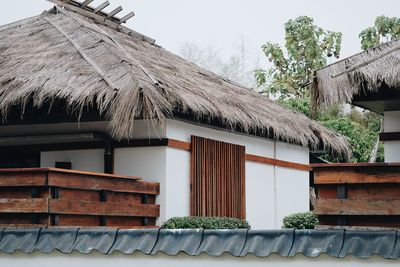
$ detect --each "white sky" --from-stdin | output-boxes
[1,0,400,62]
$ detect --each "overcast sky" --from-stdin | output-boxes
[1,0,399,63]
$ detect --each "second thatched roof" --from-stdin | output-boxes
[0,6,350,157]
[312,38,400,109]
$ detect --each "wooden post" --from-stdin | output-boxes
[336,185,347,226]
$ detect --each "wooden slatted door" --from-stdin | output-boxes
[190,136,245,219]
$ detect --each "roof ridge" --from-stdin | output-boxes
[47,0,156,44]
[57,7,161,88]
[315,38,400,72]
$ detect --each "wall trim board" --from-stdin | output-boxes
[167,139,309,171]
[245,154,310,171]
[167,139,191,151]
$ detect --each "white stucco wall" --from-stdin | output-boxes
[165,147,191,220]
[275,142,310,227]
[165,119,310,229]
[114,147,167,224]
[40,149,105,173]
[245,161,275,229]
[384,111,400,162]
[1,252,397,267]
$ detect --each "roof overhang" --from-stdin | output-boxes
[352,86,400,114]
[312,38,400,113]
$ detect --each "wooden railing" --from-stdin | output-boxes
[0,168,159,228]
[311,163,400,228]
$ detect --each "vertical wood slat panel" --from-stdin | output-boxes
[190,136,245,219]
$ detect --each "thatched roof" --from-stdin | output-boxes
[312,38,400,109]
[0,6,350,156]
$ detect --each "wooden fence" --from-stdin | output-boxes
[0,168,159,228]
[311,163,400,228]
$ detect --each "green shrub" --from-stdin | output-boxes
[282,212,318,229]
[161,216,250,229]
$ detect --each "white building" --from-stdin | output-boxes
[0,1,349,229]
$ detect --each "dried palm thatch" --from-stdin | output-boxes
[312,38,400,110]
[0,6,350,157]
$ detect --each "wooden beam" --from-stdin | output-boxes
[246,154,310,171]
[167,139,191,151]
[380,132,400,141]
[314,169,400,184]
[0,198,48,213]
[80,0,94,7]
[119,11,135,23]
[106,6,123,18]
[47,0,121,29]
[93,1,110,13]
[314,199,400,215]
[49,199,159,217]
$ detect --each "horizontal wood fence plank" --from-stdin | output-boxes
[49,199,159,217]
[311,163,400,168]
[0,168,141,180]
[314,169,400,184]
[0,173,47,187]
[0,198,48,213]
[346,186,400,200]
[314,199,400,215]
[48,173,159,195]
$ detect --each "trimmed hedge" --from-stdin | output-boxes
[161,216,250,229]
[282,212,319,229]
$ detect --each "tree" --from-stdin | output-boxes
[259,16,387,162]
[255,16,342,99]
[359,16,400,50]
[179,39,259,88]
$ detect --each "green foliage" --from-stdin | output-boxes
[256,16,342,99]
[279,98,383,163]
[282,212,318,229]
[277,97,311,117]
[161,216,250,229]
[360,16,400,50]
[320,117,379,163]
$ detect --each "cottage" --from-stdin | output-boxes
[311,38,400,228]
[1,1,400,266]
[0,0,349,229]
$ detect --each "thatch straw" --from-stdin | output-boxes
[0,6,350,158]
[312,38,400,110]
